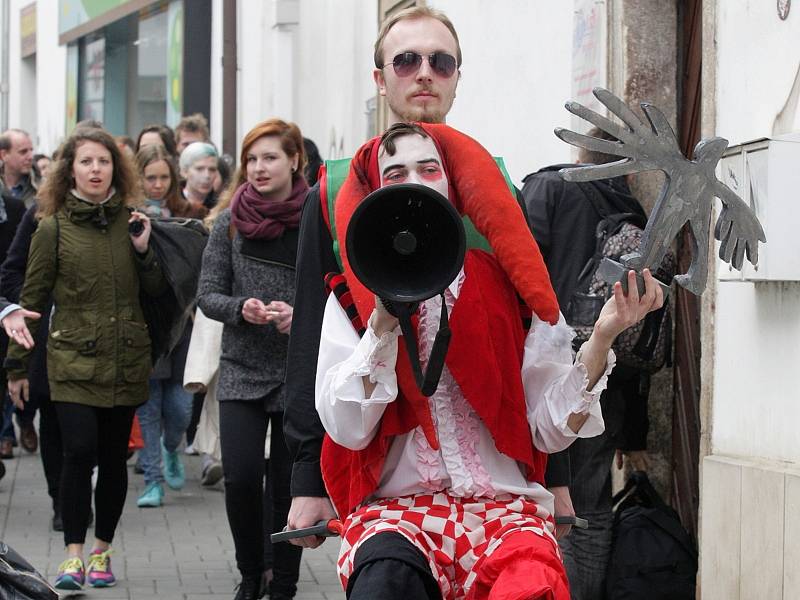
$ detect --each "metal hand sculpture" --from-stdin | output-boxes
[555,87,766,296]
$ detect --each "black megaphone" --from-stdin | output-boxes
[346,183,466,396]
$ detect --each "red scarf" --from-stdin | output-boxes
[321,125,558,517]
[230,178,308,240]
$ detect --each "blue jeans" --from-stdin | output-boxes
[136,379,193,485]
[558,428,616,600]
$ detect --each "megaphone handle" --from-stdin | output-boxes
[396,295,452,397]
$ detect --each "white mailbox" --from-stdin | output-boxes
[716,133,800,282]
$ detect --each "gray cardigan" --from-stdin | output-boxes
[197,210,296,408]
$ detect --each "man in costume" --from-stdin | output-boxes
[286,3,577,548]
[284,6,468,543]
[314,122,664,599]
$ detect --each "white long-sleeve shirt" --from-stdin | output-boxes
[315,273,615,516]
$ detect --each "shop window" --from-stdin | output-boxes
[80,36,105,123]
[132,5,169,134]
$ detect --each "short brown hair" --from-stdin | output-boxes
[374,6,462,69]
[38,127,141,217]
[578,126,623,165]
[175,113,210,142]
[379,122,430,156]
[0,128,30,153]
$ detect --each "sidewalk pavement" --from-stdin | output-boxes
[0,448,345,600]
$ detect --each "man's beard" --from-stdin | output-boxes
[395,87,453,124]
[400,107,447,124]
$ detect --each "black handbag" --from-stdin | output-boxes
[606,471,697,600]
[138,217,209,362]
[0,542,57,600]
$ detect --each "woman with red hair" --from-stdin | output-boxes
[197,119,308,600]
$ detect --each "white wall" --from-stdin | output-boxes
[209,0,224,150]
[226,1,574,183]
[716,1,800,145]
[231,0,377,161]
[711,1,800,462]
[430,0,574,185]
[6,0,66,154]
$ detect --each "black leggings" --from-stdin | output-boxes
[347,532,441,599]
[38,394,63,509]
[219,401,302,596]
[54,402,136,546]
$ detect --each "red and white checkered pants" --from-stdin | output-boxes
[337,493,571,600]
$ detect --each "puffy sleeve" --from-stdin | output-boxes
[522,313,615,453]
[315,294,401,450]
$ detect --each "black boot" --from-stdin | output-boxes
[233,576,265,600]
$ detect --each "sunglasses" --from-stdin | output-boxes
[383,52,458,78]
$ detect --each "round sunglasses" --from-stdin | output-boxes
[382,51,458,78]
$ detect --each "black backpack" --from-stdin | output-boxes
[606,471,697,600]
[0,542,57,600]
[565,182,674,373]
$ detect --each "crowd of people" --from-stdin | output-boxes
[0,5,670,600]
[0,113,321,599]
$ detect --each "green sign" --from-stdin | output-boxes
[166,1,183,126]
[59,0,134,36]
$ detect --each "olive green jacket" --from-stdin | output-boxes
[6,193,167,407]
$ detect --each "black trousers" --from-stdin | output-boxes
[347,532,442,599]
[38,393,63,509]
[54,402,135,546]
[219,400,302,597]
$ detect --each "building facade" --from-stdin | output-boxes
[1,0,799,597]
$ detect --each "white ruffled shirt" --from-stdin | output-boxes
[315,271,615,516]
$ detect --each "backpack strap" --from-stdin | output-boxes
[321,158,352,271]
[319,156,516,271]
[324,272,366,336]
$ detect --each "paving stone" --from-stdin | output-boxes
[0,443,345,599]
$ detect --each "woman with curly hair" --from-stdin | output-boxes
[6,126,167,591]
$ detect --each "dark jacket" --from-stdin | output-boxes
[0,204,49,395]
[1,174,37,208]
[521,165,649,486]
[0,194,31,378]
[5,193,167,407]
[197,209,298,408]
[284,183,338,497]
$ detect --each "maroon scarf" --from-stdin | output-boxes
[230,177,309,240]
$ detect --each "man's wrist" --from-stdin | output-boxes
[590,322,616,348]
[290,461,329,498]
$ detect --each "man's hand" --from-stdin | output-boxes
[2,308,40,349]
[615,449,649,472]
[593,269,664,347]
[286,496,338,548]
[370,295,399,336]
[550,486,575,540]
[8,378,29,410]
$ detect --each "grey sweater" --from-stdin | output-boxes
[197,210,296,408]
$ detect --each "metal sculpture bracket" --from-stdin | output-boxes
[555,87,766,297]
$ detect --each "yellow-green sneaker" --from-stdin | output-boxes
[86,548,116,587]
[54,556,85,590]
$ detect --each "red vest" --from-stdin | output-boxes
[321,250,548,518]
